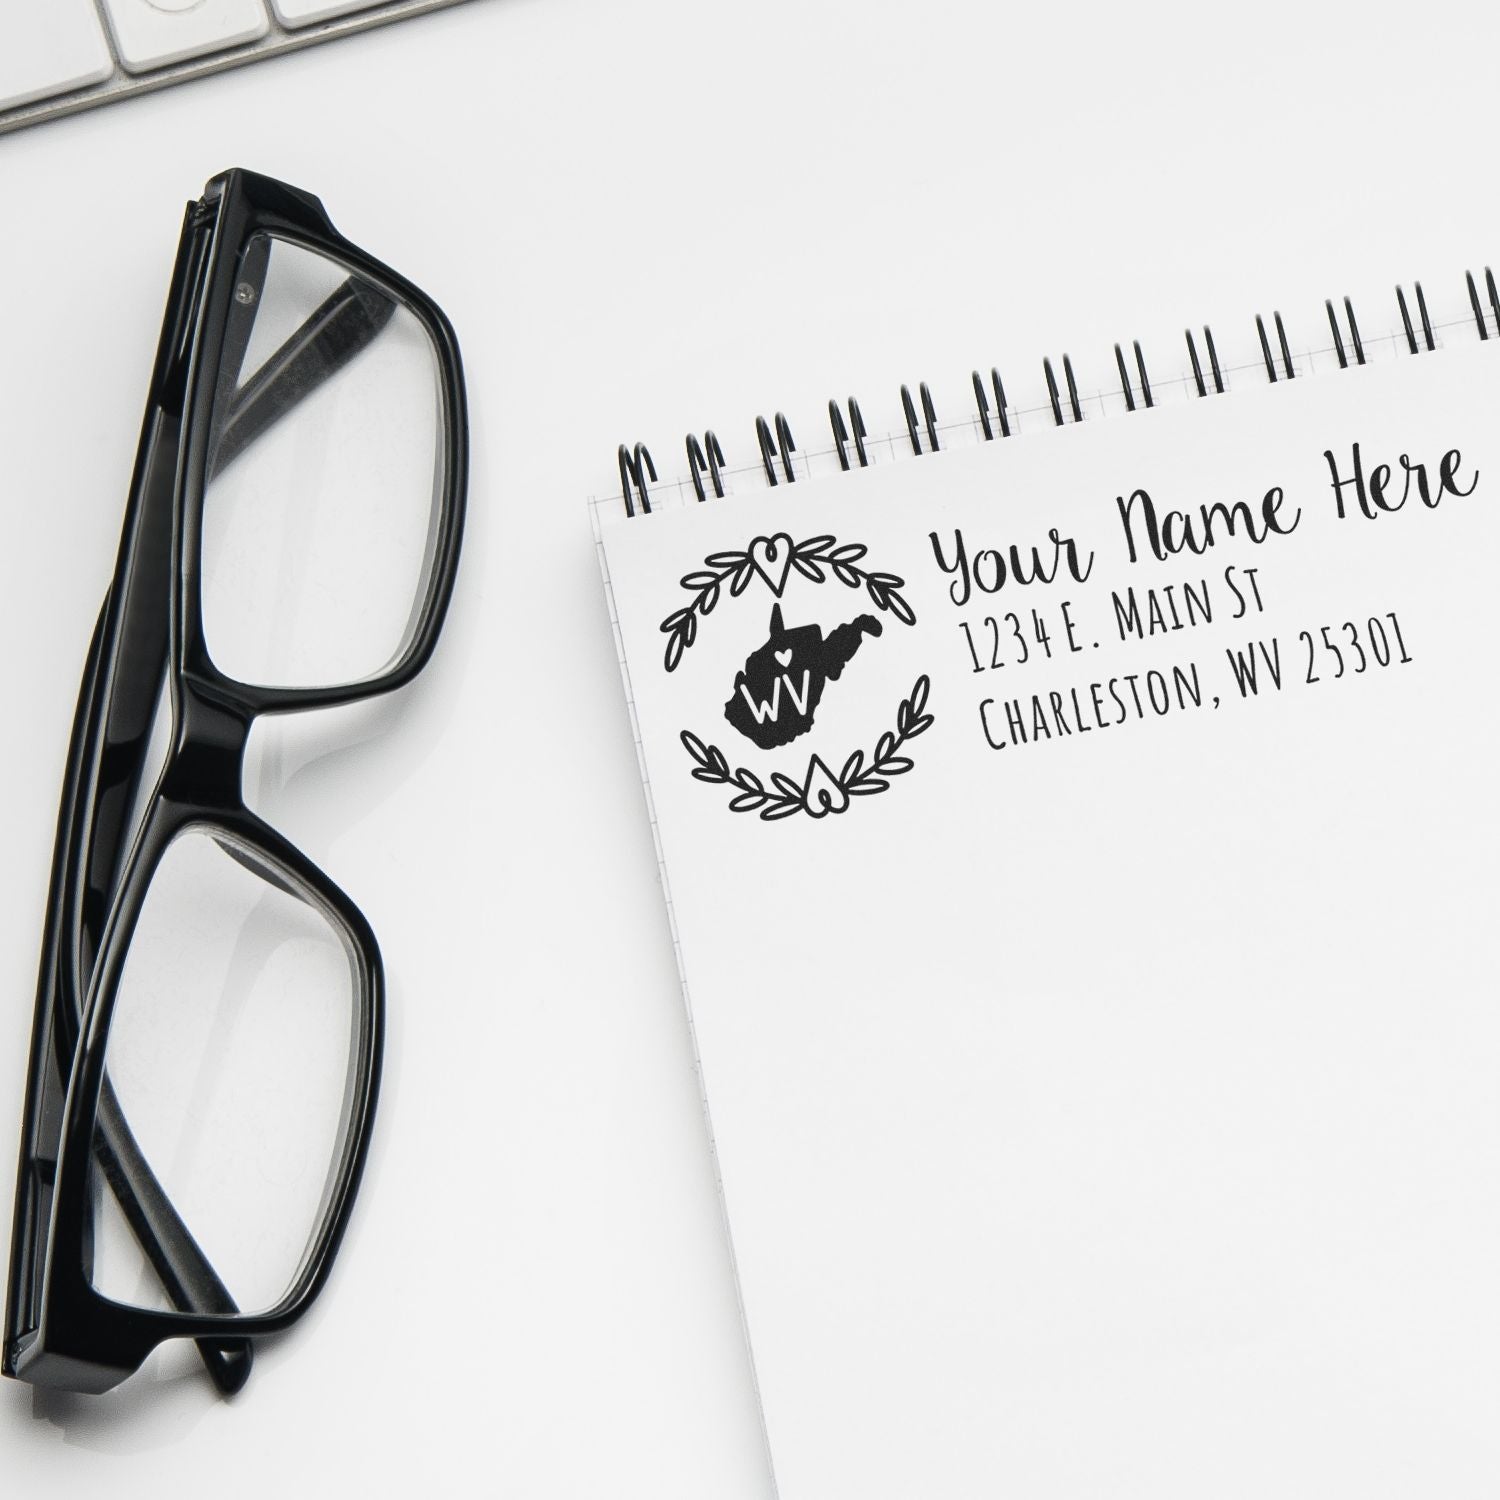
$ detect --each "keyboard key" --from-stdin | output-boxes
[0,0,114,111]
[100,0,271,75]
[272,0,389,25]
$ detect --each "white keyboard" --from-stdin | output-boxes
[0,0,475,134]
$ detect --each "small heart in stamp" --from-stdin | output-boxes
[747,533,796,597]
[775,648,793,667]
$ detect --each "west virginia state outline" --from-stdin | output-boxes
[723,603,882,750]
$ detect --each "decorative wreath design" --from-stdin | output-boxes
[681,676,933,821]
[659,532,915,672]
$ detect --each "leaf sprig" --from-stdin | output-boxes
[680,676,934,821]
[659,534,916,672]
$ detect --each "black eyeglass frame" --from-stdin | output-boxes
[3,168,467,1394]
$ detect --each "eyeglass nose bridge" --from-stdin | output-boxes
[158,678,253,809]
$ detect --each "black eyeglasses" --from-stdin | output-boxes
[3,169,467,1395]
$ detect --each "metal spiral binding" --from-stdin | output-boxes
[617,442,655,518]
[1114,340,1153,412]
[1325,297,1365,369]
[1042,354,1082,425]
[829,397,869,470]
[614,267,1500,515]
[686,431,726,501]
[972,368,1010,439]
[1185,326,1224,396]
[1466,269,1500,339]
[1396,282,1435,354]
[1255,312,1295,382]
[755,413,796,486]
[900,382,940,454]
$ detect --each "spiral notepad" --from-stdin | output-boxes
[594,282,1500,1499]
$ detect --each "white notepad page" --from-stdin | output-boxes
[597,342,1500,1499]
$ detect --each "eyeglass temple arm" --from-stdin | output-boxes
[207,270,398,481]
[94,1088,251,1388]
[68,595,254,1394]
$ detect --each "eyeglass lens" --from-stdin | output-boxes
[201,233,447,692]
[86,827,362,1319]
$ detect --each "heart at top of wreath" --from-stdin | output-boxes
[747,534,796,597]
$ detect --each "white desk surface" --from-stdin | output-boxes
[1,1,1496,1494]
